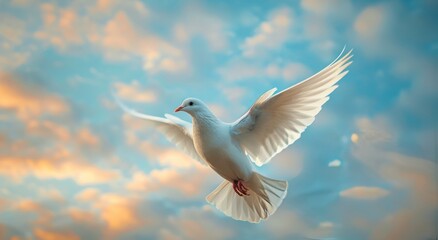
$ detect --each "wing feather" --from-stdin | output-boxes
[115,99,206,165]
[232,49,353,166]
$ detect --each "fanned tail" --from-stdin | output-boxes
[206,172,287,223]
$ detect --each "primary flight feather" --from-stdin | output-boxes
[117,49,353,223]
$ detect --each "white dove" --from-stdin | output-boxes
[118,49,352,223]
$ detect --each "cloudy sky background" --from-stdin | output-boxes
[0,0,437,239]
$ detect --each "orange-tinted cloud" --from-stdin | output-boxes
[0,198,8,210]
[126,165,216,199]
[0,154,120,185]
[26,120,71,141]
[113,80,157,103]
[94,194,142,232]
[75,188,101,202]
[15,199,53,225]
[135,141,201,169]
[354,5,386,41]
[352,116,437,239]
[76,128,100,147]
[0,72,69,120]
[101,11,187,73]
[34,4,84,49]
[340,186,389,200]
[16,199,44,212]
[34,228,80,240]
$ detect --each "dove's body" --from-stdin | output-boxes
[191,113,253,182]
[117,48,353,223]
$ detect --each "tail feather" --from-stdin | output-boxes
[206,172,288,223]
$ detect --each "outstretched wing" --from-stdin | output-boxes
[116,99,206,165]
[231,49,353,166]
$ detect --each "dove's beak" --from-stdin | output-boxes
[174,106,184,112]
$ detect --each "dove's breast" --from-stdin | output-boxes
[192,120,253,182]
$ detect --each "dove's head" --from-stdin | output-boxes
[174,98,208,116]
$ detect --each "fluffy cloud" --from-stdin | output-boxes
[328,159,341,167]
[242,8,293,57]
[31,1,189,74]
[0,14,30,70]
[34,4,86,50]
[100,11,187,73]
[354,4,387,47]
[112,80,157,103]
[96,194,142,232]
[75,188,101,202]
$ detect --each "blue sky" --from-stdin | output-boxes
[0,0,437,239]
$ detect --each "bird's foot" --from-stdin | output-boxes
[233,179,249,196]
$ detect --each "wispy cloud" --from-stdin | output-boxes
[340,186,389,200]
[0,72,70,120]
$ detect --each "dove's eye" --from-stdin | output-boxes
[189,101,194,106]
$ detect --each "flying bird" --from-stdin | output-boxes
[117,49,353,223]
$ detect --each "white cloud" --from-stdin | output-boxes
[242,7,293,57]
[328,159,341,167]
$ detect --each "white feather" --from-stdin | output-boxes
[231,49,353,166]
[114,98,206,165]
